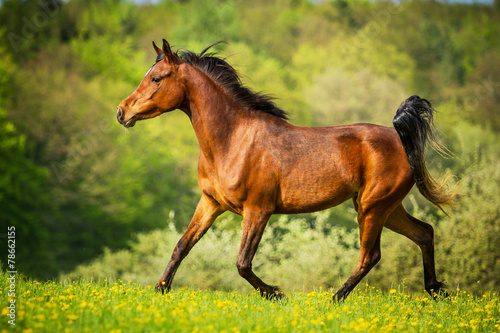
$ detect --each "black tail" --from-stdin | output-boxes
[393,95,456,213]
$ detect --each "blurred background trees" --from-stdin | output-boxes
[0,0,498,293]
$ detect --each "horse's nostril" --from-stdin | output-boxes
[117,107,124,123]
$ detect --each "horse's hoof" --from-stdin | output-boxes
[155,281,168,294]
[426,281,449,300]
[261,286,287,302]
[332,287,349,303]
[431,289,450,300]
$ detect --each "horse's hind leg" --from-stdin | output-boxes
[156,194,224,293]
[237,210,284,300]
[333,206,385,301]
[384,204,447,297]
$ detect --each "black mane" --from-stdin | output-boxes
[177,43,289,121]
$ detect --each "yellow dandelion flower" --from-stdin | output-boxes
[66,314,78,322]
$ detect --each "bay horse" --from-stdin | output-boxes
[117,39,455,301]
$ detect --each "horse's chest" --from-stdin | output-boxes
[198,166,247,215]
[197,148,279,214]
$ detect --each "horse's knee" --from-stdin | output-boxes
[371,250,381,266]
[169,245,179,261]
[366,250,381,269]
[170,242,189,262]
[236,261,252,278]
[359,249,381,272]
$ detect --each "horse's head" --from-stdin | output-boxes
[117,39,185,128]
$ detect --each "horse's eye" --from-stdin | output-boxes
[152,77,161,83]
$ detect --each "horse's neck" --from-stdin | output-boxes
[182,67,242,161]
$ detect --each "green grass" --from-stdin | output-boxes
[1,274,499,333]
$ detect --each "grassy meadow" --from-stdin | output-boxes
[1,275,499,333]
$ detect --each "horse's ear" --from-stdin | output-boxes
[162,39,180,64]
[152,41,162,55]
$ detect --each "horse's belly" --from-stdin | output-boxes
[275,175,356,214]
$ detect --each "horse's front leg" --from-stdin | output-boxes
[237,210,285,300]
[156,194,224,293]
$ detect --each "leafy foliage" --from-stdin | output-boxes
[0,46,55,277]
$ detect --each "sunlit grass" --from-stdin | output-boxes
[1,274,499,332]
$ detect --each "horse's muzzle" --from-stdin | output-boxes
[117,107,137,128]
[116,107,124,125]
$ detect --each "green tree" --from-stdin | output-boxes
[0,49,55,277]
[0,0,72,60]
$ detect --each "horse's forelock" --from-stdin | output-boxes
[155,52,166,64]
